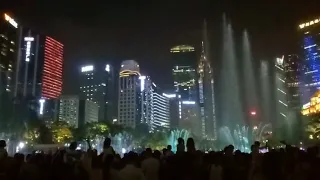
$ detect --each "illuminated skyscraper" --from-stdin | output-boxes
[198,20,217,139]
[79,63,115,122]
[163,93,180,129]
[274,56,288,139]
[171,45,200,136]
[41,37,63,99]
[137,75,170,131]
[298,17,320,103]
[284,54,302,111]
[151,83,170,130]
[12,30,63,122]
[0,13,19,95]
[171,45,198,100]
[140,75,153,129]
[118,60,141,128]
[80,63,116,122]
[14,33,63,100]
[283,54,303,142]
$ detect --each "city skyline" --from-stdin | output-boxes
[2,1,320,93]
[2,1,320,151]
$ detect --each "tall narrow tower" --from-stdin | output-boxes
[198,20,217,140]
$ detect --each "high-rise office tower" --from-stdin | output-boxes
[171,45,200,136]
[14,33,63,100]
[162,93,180,129]
[198,20,217,140]
[283,54,303,142]
[284,54,302,111]
[135,75,171,131]
[171,45,198,101]
[13,31,63,120]
[151,83,170,130]
[59,95,99,128]
[118,60,141,128]
[140,75,153,130]
[274,56,288,139]
[298,18,320,103]
[79,63,115,122]
[0,13,19,95]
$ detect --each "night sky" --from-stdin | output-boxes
[2,0,320,93]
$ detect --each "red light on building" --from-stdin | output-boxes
[41,36,63,99]
[250,111,256,116]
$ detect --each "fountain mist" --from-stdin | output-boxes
[220,15,243,127]
[243,30,258,123]
[219,125,250,152]
[219,123,271,152]
[167,129,190,152]
[260,61,271,123]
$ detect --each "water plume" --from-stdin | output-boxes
[220,15,243,127]
[243,30,258,124]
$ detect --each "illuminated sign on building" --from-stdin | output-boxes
[4,13,18,28]
[39,99,45,115]
[299,18,320,29]
[24,37,34,41]
[24,37,34,62]
[182,101,196,105]
[81,65,94,72]
[105,64,110,72]
[179,101,182,119]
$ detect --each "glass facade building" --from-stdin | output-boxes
[79,63,115,122]
[274,56,288,139]
[171,45,198,101]
[298,18,320,103]
[284,54,302,111]
[14,33,63,100]
[152,83,170,130]
[171,45,200,136]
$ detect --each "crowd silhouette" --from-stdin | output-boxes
[0,138,320,180]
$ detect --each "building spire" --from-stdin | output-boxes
[202,19,208,60]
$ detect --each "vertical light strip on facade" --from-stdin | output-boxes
[24,37,34,62]
[139,76,146,92]
[179,101,182,119]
